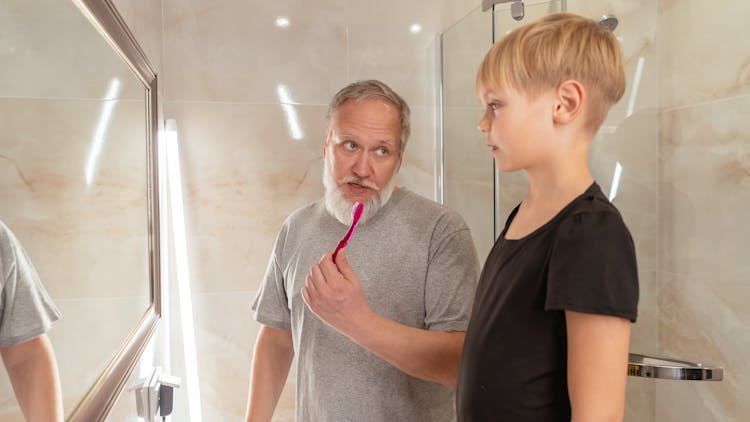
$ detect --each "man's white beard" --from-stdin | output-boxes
[323,158,396,226]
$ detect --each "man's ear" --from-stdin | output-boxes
[553,80,585,126]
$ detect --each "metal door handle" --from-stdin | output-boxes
[628,353,723,381]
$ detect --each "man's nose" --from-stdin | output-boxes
[352,151,372,178]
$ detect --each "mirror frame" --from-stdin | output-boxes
[67,1,161,420]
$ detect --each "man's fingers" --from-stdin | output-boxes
[318,253,343,282]
[334,249,358,284]
[310,263,330,289]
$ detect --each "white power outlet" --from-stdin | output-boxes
[135,368,162,422]
[134,367,182,421]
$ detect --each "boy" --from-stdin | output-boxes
[456,13,639,422]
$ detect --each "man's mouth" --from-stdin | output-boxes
[348,182,371,190]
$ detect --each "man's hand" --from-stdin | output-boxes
[301,249,375,336]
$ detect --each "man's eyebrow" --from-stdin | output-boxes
[375,139,396,146]
[333,133,357,141]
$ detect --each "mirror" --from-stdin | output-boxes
[0,0,160,420]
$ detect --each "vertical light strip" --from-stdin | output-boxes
[158,126,172,377]
[165,119,203,421]
[626,57,645,118]
[609,161,623,201]
[85,78,121,186]
[276,84,304,140]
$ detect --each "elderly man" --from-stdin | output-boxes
[246,80,479,422]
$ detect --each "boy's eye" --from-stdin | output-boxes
[488,102,500,111]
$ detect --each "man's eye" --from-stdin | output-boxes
[344,141,357,150]
[376,147,389,156]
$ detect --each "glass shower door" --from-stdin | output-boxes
[440,6,494,261]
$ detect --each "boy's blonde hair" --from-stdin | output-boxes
[477,12,626,133]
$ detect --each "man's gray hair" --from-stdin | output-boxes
[325,80,411,154]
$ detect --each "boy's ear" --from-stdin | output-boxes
[552,80,585,126]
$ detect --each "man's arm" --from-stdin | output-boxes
[0,334,63,422]
[302,250,464,388]
[245,325,294,422]
[566,310,631,422]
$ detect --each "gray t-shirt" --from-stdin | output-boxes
[252,188,480,422]
[0,221,61,347]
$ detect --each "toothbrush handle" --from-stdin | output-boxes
[332,223,356,260]
[332,242,346,261]
[332,217,359,261]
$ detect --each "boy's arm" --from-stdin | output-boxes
[0,334,63,422]
[566,310,631,422]
[245,325,294,422]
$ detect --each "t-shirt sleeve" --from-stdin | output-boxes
[251,224,292,331]
[545,210,639,322]
[0,226,61,347]
[424,212,481,332]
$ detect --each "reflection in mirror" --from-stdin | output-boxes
[0,0,152,419]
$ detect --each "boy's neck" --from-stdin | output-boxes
[524,141,593,207]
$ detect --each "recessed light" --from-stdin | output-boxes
[276,17,290,28]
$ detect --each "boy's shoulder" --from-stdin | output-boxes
[568,183,623,217]
[556,183,632,241]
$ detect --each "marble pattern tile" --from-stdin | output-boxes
[166,101,327,294]
[346,0,481,107]
[0,0,145,100]
[0,98,151,300]
[162,0,349,104]
[656,95,750,421]
[657,0,750,109]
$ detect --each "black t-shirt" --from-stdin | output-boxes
[456,183,639,422]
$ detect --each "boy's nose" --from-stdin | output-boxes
[477,116,489,133]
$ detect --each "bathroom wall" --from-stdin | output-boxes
[655,0,750,420]
[161,0,480,419]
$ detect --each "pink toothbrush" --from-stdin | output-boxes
[332,202,364,261]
